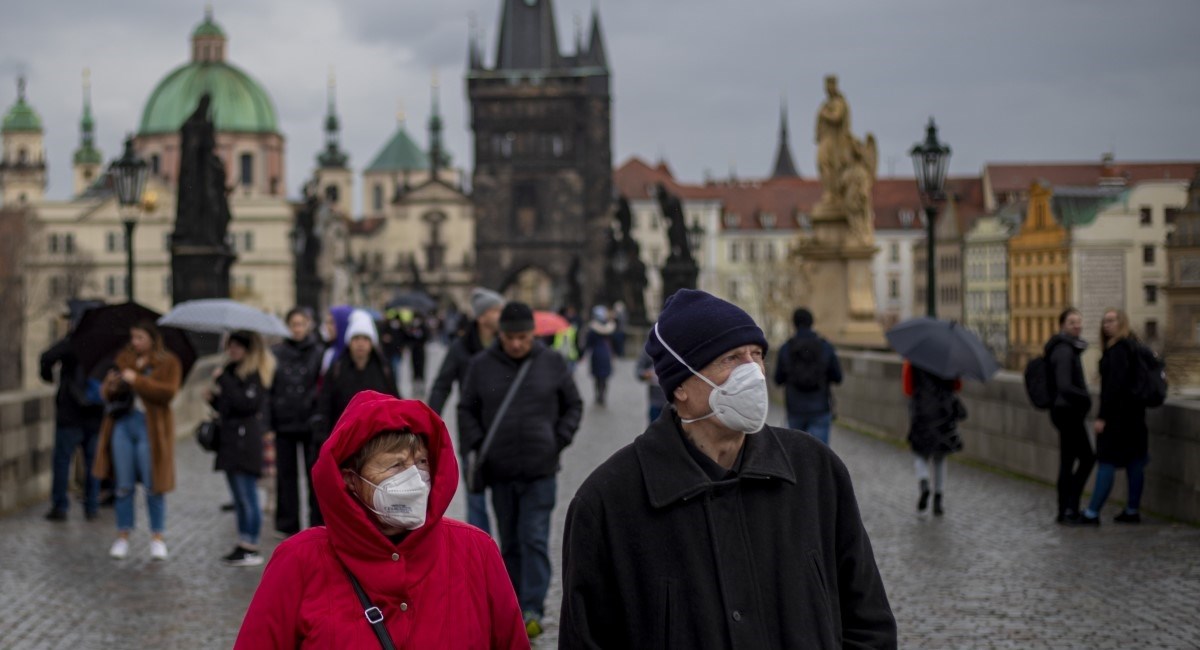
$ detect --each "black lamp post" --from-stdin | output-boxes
[687,219,705,260]
[109,134,148,302]
[909,118,951,318]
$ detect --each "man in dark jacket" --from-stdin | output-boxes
[1046,307,1095,524]
[40,300,106,521]
[270,307,326,536]
[560,290,895,649]
[458,301,583,639]
[773,307,843,445]
[428,286,505,533]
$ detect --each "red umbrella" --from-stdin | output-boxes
[534,311,570,337]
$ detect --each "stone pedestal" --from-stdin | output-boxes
[796,205,885,348]
[171,244,236,354]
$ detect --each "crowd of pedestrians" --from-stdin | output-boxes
[37,283,1168,647]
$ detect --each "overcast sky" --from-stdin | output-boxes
[3,0,1199,211]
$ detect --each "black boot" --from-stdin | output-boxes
[933,493,944,516]
[917,480,930,512]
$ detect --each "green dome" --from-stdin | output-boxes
[139,62,278,135]
[2,96,42,133]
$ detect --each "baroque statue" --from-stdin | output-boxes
[175,94,233,249]
[814,75,877,246]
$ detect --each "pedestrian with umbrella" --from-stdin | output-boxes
[92,320,183,560]
[887,318,998,516]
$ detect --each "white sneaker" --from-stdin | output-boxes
[109,537,129,560]
[150,539,168,561]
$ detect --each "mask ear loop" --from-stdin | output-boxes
[653,323,720,392]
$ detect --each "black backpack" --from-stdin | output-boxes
[1130,343,1168,408]
[1023,356,1054,410]
[787,338,827,392]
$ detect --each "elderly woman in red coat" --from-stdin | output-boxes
[234,391,528,649]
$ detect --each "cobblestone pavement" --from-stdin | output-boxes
[1,346,1198,649]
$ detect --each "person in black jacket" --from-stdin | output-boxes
[560,290,895,650]
[1079,309,1149,525]
[773,307,843,445]
[40,300,106,521]
[427,287,504,533]
[457,302,584,639]
[1044,308,1095,524]
[269,307,325,536]
[209,330,275,567]
[313,311,400,527]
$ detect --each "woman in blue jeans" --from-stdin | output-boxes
[1080,309,1149,525]
[94,322,182,561]
[209,331,276,566]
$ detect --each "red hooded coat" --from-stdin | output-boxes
[234,391,529,649]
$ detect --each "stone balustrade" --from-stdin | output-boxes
[832,350,1200,524]
[0,355,221,515]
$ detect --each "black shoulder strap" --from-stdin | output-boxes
[343,566,397,650]
[477,358,534,462]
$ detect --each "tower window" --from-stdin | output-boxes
[150,154,161,175]
[240,153,253,186]
[373,184,384,212]
[325,185,339,203]
[18,148,28,164]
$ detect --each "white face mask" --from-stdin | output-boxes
[654,324,770,434]
[357,465,431,530]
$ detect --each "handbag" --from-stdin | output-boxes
[343,565,397,650]
[465,359,533,494]
[195,418,221,452]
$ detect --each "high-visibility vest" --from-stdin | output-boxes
[553,326,580,362]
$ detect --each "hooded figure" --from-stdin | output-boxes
[235,391,529,648]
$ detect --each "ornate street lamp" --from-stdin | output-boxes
[108,134,148,302]
[909,118,951,318]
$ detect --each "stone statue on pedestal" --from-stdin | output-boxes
[796,75,885,348]
[603,197,648,324]
[171,93,236,312]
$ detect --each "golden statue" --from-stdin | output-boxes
[813,75,877,246]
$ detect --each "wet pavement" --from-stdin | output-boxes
[1,345,1197,649]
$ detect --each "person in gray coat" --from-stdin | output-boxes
[560,290,895,649]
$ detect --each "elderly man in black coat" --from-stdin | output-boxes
[560,289,896,649]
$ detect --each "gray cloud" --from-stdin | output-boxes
[2,0,1198,211]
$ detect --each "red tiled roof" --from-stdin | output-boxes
[985,161,1200,194]
[615,158,985,233]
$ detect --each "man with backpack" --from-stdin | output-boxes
[1041,308,1095,525]
[773,307,843,445]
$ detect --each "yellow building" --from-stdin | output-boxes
[1008,181,1071,367]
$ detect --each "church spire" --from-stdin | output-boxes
[73,68,101,166]
[494,0,562,70]
[582,6,608,68]
[428,70,444,181]
[317,68,347,168]
[771,99,799,178]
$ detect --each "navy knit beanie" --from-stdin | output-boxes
[646,289,769,402]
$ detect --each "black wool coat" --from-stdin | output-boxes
[316,350,399,440]
[457,342,583,484]
[426,321,486,416]
[270,334,325,436]
[212,365,270,477]
[559,412,897,650]
[1097,337,1149,466]
[907,365,964,457]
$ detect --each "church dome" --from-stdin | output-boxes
[2,78,42,133]
[138,11,278,136]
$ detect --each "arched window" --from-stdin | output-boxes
[18,147,28,164]
[373,184,383,212]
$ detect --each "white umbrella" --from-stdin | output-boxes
[158,299,289,337]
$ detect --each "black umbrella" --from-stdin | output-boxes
[71,302,198,380]
[386,291,436,313]
[885,317,999,383]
